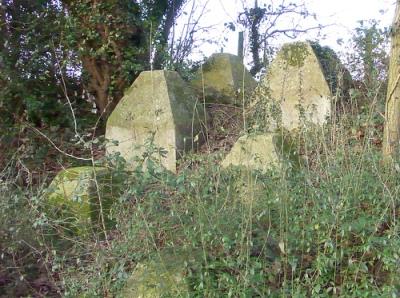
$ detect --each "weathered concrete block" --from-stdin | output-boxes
[221,133,299,172]
[121,250,199,297]
[259,41,350,130]
[46,166,119,235]
[191,53,257,105]
[106,70,204,173]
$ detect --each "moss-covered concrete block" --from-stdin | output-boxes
[260,41,351,130]
[121,250,199,298]
[221,133,299,172]
[191,53,257,105]
[106,70,204,173]
[46,166,119,235]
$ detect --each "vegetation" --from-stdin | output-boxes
[0,0,191,126]
[0,1,399,297]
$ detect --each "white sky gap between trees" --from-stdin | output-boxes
[174,0,395,61]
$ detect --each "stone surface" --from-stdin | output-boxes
[46,166,119,235]
[106,70,204,173]
[261,41,339,130]
[121,250,199,298]
[221,133,299,172]
[191,53,257,105]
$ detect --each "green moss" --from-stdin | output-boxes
[190,53,256,105]
[201,56,215,72]
[281,42,310,67]
[278,41,352,96]
[121,249,201,297]
[46,166,121,236]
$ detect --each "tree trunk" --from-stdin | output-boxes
[81,55,117,118]
[0,1,6,75]
[62,0,141,119]
[383,1,400,158]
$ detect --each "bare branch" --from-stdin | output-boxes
[28,125,92,161]
[237,0,325,76]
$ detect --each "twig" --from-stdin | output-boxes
[28,125,91,161]
[51,41,84,144]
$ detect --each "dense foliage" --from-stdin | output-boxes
[0,0,188,127]
[0,1,73,127]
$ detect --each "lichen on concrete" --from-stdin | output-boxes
[221,132,299,172]
[106,70,204,173]
[46,166,119,235]
[281,42,310,67]
[259,41,338,130]
[121,249,200,298]
[190,53,257,105]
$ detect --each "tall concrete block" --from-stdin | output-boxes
[191,53,257,105]
[260,41,349,130]
[106,70,203,172]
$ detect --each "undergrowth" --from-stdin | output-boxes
[60,127,400,297]
[2,101,399,297]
